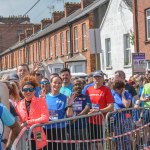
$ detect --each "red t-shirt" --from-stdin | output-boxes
[86,85,114,124]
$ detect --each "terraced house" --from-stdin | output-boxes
[0,0,110,76]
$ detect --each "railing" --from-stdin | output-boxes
[12,107,150,150]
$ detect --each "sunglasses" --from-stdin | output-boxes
[22,87,35,92]
[40,81,50,85]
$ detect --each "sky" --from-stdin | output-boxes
[0,0,80,23]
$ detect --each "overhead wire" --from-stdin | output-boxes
[0,0,58,48]
[0,0,41,37]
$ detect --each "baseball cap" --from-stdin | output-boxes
[8,73,19,81]
[93,71,104,77]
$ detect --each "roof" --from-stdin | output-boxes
[122,0,132,11]
[0,0,109,56]
[100,0,132,30]
[65,53,86,62]
[69,0,108,22]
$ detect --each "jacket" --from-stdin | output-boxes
[15,96,49,149]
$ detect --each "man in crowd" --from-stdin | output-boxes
[17,63,30,80]
[60,68,72,97]
[86,71,114,149]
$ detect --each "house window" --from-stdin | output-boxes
[66,30,70,54]
[38,41,42,60]
[124,34,131,65]
[105,38,111,67]
[44,39,47,59]
[49,37,52,58]
[147,61,150,70]
[74,27,78,52]
[146,9,150,40]
[55,68,61,74]
[20,50,22,64]
[82,23,87,50]
[36,42,38,61]
[60,32,64,55]
[32,45,34,63]
[74,65,82,72]
[54,35,58,57]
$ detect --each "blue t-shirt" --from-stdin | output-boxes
[0,104,15,150]
[82,82,94,95]
[111,90,132,110]
[111,90,132,120]
[60,83,72,97]
[45,93,67,128]
[71,94,91,128]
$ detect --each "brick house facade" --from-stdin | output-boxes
[0,0,110,75]
[0,16,33,52]
[133,0,150,70]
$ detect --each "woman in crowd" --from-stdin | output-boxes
[44,75,70,150]
[1,80,20,121]
[15,75,49,150]
[112,80,133,150]
[39,77,51,98]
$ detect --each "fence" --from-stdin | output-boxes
[105,107,150,150]
[12,107,150,150]
[11,127,28,150]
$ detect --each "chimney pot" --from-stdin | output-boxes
[33,24,41,34]
[81,0,94,9]
[25,28,33,38]
[19,33,25,41]
[52,11,64,23]
[41,19,52,29]
[64,2,81,17]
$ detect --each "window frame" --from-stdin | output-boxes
[54,35,58,57]
[124,33,131,66]
[105,38,111,67]
[146,8,150,41]
[66,30,70,54]
[74,27,78,52]
[49,37,52,58]
[60,32,64,56]
[82,23,87,50]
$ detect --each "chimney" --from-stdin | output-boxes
[19,33,25,41]
[25,28,33,38]
[64,2,81,17]
[41,19,52,29]
[81,0,94,9]
[33,24,41,34]
[52,11,64,23]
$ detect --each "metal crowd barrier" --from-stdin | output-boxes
[12,107,150,150]
[11,127,29,150]
[28,111,105,150]
[105,107,150,150]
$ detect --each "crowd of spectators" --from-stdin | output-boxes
[0,62,150,150]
